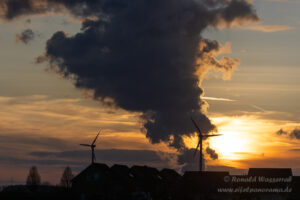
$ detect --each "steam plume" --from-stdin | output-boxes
[1,0,259,151]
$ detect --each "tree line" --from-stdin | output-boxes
[26,166,73,188]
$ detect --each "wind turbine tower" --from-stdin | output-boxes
[191,118,222,172]
[80,130,101,164]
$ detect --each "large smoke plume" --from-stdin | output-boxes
[1,0,259,152]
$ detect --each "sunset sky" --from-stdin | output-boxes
[0,0,300,185]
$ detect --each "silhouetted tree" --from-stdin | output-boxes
[60,166,73,188]
[26,166,41,186]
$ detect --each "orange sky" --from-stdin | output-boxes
[0,93,299,184]
[1,0,300,185]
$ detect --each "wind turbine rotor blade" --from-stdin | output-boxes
[202,134,223,138]
[92,130,101,145]
[191,117,202,135]
[80,144,91,147]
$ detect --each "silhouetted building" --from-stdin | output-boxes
[130,165,163,199]
[72,163,109,199]
[176,171,231,200]
[106,164,134,200]
[2,164,300,200]
[232,168,293,200]
[72,164,163,199]
[290,176,300,200]
[159,168,181,200]
[70,164,299,200]
[248,168,292,177]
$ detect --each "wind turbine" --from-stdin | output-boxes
[191,118,222,172]
[80,130,101,164]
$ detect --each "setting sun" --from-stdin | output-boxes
[185,118,256,161]
[184,116,287,165]
[209,131,251,160]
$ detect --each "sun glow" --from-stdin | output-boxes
[184,117,266,162]
[184,114,299,170]
[209,131,251,160]
[209,117,259,160]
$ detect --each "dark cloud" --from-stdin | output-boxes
[15,28,35,44]
[29,149,173,164]
[177,143,221,172]
[276,128,288,135]
[177,148,200,172]
[218,0,258,24]
[0,0,57,20]
[1,0,259,164]
[0,155,82,166]
[1,149,176,174]
[289,149,300,151]
[276,128,300,140]
[0,0,107,20]
[290,129,300,139]
[0,133,72,151]
[206,146,218,160]
[34,0,257,150]
[1,0,259,22]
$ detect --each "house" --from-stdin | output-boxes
[290,176,300,200]
[72,163,109,199]
[72,164,161,200]
[247,168,293,192]
[105,164,134,200]
[130,165,163,199]
[158,168,181,200]
[248,168,292,177]
[175,171,231,200]
[233,168,294,200]
[71,164,299,200]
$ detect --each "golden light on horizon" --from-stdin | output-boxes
[184,117,259,160]
[209,117,266,162]
[184,116,280,165]
[209,130,251,160]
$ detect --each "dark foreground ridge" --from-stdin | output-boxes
[1,163,300,200]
